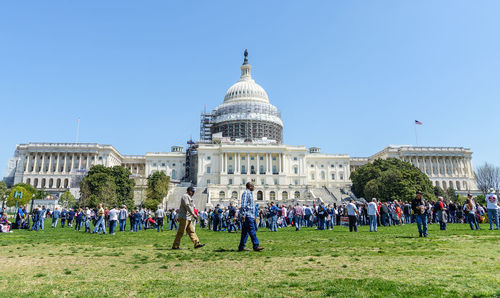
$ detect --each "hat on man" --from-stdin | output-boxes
[488,188,495,193]
[416,191,423,195]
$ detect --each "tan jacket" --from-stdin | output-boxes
[178,193,197,221]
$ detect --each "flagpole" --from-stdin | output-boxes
[414,122,418,146]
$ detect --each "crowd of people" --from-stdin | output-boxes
[0,187,498,241]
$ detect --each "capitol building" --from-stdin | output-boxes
[3,52,477,209]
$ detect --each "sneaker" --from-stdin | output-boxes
[194,244,205,249]
[253,247,264,252]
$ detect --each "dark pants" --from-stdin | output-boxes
[61,219,66,228]
[239,217,259,250]
[467,213,479,230]
[348,215,357,232]
[109,220,117,234]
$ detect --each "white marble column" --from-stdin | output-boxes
[33,154,38,173]
[25,154,30,172]
[48,154,53,173]
[247,153,250,174]
[41,154,45,173]
[78,153,82,170]
[256,153,260,174]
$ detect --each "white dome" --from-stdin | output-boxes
[223,63,269,103]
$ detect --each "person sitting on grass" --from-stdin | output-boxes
[0,212,12,233]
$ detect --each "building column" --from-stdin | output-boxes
[78,153,82,170]
[25,154,30,172]
[33,154,38,173]
[41,153,46,173]
[85,154,89,170]
[256,153,260,174]
[63,153,67,173]
[55,154,60,173]
[247,153,250,174]
[236,153,240,173]
[48,154,53,173]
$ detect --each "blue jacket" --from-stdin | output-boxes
[52,210,61,219]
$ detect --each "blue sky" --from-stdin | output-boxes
[1,1,499,177]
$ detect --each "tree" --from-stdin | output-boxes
[475,162,500,194]
[59,191,75,208]
[433,186,445,198]
[350,158,434,202]
[0,181,8,206]
[6,185,33,207]
[79,165,134,208]
[145,171,170,210]
[445,187,457,202]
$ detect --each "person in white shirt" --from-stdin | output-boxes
[367,198,380,232]
[108,206,119,235]
[346,199,359,232]
[155,205,165,232]
[486,188,499,230]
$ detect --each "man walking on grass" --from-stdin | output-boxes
[172,187,205,250]
[411,191,428,237]
[238,182,264,252]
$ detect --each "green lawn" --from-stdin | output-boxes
[0,222,498,297]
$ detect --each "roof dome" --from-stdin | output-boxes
[223,54,269,103]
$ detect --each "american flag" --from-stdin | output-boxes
[415,120,423,125]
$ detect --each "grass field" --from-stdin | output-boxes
[0,221,499,297]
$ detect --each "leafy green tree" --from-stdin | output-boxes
[79,165,134,208]
[59,191,75,208]
[350,158,434,202]
[445,187,457,202]
[145,171,170,210]
[6,186,33,207]
[0,181,8,206]
[433,186,446,198]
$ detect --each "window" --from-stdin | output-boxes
[231,191,238,199]
[294,180,298,185]
[310,164,314,168]
[260,156,263,160]
[251,156,254,160]
[321,171,325,180]
[331,164,334,168]
[206,166,211,174]
[242,179,246,185]
[171,170,176,179]
[321,165,324,168]
[207,156,211,160]
[272,157,276,161]
[270,191,276,200]
[331,173,335,180]
[339,164,343,168]
[153,163,157,167]
[161,163,165,167]
[274,179,278,185]
[293,157,298,161]
[294,191,300,199]
[261,179,265,185]
[294,166,298,174]
[242,156,245,161]
[340,174,344,180]
[311,173,315,180]
[228,165,233,174]
[282,191,288,200]
[260,165,265,174]
[219,191,225,199]
[173,163,176,167]
[229,156,233,160]
[241,165,246,174]
[229,179,233,185]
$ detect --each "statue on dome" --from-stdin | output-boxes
[243,49,248,64]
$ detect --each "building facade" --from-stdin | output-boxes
[2,51,478,207]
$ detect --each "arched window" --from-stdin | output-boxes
[49,178,53,188]
[257,191,263,200]
[270,191,276,200]
[435,181,439,187]
[282,191,288,200]
[449,181,453,189]
[251,165,255,174]
[463,181,467,190]
[219,191,225,199]
[64,179,69,188]
[33,178,38,188]
[228,165,233,174]
[56,179,61,188]
[171,170,176,179]
[231,191,238,199]
[442,181,447,189]
[41,178,46,188]
[456,181,460,190]
[294,191,300,199]
[294,166,298,174]
[26,178,31,185]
